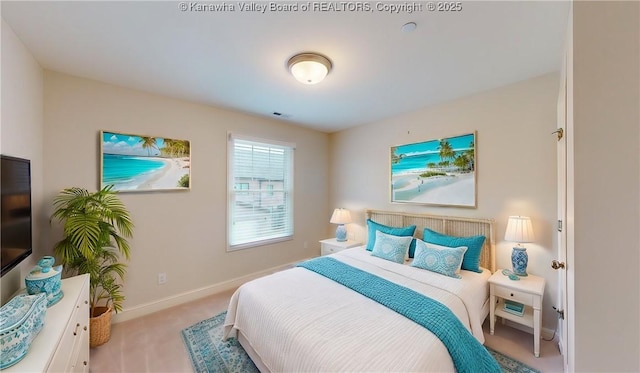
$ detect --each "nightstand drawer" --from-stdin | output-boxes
[319,239,361,256]
[494,286,533,306]
[321,246,339,256]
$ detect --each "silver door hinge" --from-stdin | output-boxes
[557,220,563,232]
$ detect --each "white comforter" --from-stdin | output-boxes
[224,247,490,372]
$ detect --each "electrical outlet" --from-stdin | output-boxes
[158,272,167,285]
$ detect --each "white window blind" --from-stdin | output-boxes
[228,134,294,250]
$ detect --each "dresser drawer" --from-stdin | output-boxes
[67,298,89,372]
[494,286,533,306]
[69,322,89,372]
[47,277,89,373]
[48,308,80,371]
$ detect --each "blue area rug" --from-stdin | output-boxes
[487,347,540,373]
[182,311,539,373]
[181,311,258,373]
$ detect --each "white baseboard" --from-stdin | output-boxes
[112,259,306,323]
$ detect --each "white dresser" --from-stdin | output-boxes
[6,274,90,372]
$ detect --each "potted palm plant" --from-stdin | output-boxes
[51,185,133,347]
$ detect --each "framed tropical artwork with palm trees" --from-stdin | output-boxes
[100,130,191,192]
[390,132,476,207]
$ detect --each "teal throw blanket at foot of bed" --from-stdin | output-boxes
[297,257,501,373]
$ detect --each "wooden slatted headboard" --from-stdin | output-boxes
[366,209,496,273]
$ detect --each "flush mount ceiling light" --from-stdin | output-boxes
[287,53,332,85]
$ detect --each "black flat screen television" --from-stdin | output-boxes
[1,155,32,277]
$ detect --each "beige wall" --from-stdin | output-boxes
[42,71,330,312]
[330,73,560,331]
[572,1,640,371]
[0,19,44,304]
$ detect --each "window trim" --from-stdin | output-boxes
[227,132,295,251]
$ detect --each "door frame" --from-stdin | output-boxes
[560,4,575,371]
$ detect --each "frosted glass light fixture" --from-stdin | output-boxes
[330,208,352,242]
[504,216,535,276]
[288,53,332,85]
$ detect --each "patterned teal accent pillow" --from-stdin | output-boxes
[366,219,416,254]
[370,231,413,264]
[411,240,468,278]
[423,228,486,273]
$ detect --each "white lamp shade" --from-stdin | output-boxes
[504,216,535,243]
[330,208,352,224]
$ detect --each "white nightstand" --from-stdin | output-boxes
[489,270,546,357]
[319,238,361,256]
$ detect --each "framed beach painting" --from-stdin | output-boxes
[100,130,191,192]
[390,132,476,208]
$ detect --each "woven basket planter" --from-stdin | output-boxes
[89,306,112,347]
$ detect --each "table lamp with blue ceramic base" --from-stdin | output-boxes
[504,216,535,277]
[330,208,352,242]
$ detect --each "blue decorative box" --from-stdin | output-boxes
[0,293,47,369]
[25,256,64,307]
[503,299,525,317]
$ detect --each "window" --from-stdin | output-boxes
[228,133,294,250]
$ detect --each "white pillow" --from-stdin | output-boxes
[370,231,412,264]
[411,239,468,278]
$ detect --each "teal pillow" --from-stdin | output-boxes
[411,239,467,278]
[422,228,486,273]
[366,219,416,254]
[371,231,413,264]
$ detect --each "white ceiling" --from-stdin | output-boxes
[2,1,570,133]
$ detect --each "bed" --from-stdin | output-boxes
[224,210,498,372]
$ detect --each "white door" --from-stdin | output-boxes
[556,58,568,371]
[556,7,573,372]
